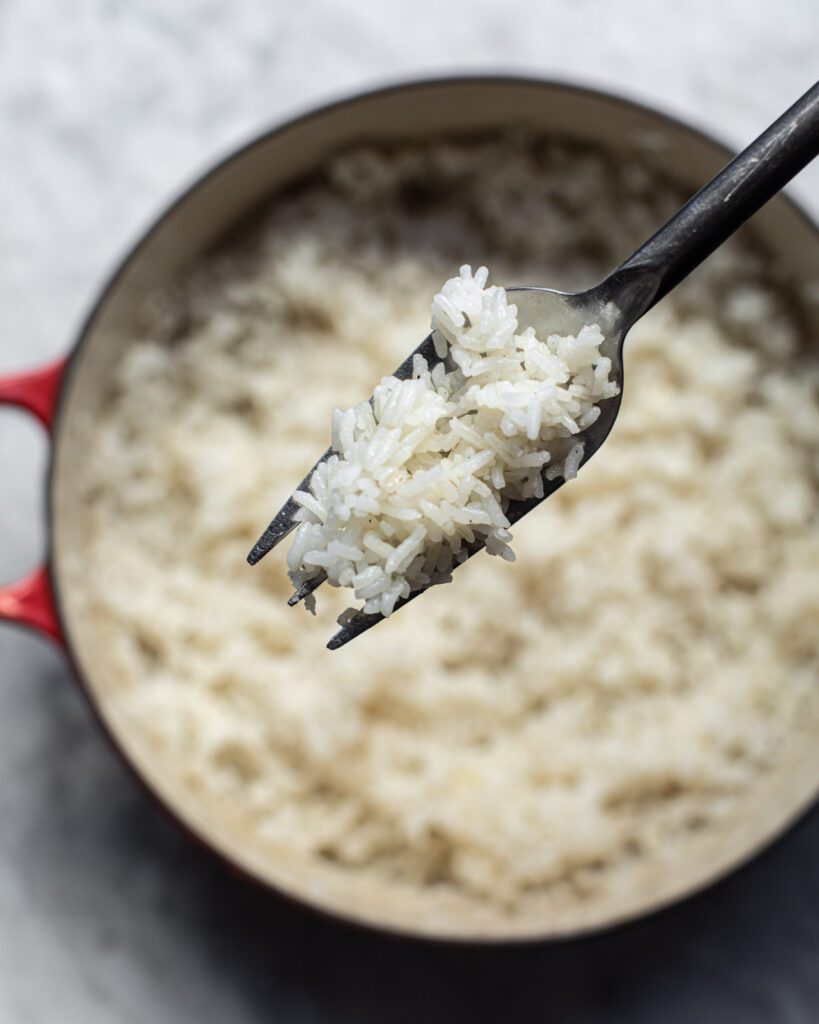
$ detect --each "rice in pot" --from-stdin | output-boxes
[69,135,819,929]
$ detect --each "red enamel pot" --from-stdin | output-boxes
[2,77,818,942]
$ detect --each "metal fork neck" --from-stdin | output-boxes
[600,80,819,328]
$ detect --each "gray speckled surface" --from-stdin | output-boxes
[1,2,818,1020]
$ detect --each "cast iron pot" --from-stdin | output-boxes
[1,77,818,942]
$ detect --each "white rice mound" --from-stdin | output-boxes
[67,136,819,927]
[288,265,617,619]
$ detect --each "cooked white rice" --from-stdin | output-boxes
[69,135,819,926]
[287,265,617,618]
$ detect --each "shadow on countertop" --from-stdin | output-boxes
[2,627,817,1024]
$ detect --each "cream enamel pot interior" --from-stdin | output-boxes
[1,78,818,942]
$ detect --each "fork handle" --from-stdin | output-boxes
[602,80,819,322]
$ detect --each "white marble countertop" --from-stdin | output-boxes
[1,2,817,1021]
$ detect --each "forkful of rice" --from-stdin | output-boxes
[248,82,819,649]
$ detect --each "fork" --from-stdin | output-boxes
[248,81,819,650]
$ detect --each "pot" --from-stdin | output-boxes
[2,77,818,942]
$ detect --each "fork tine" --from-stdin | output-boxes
[246,502,299,565]
[327,588,424,650]
[326,612,381,650]
[288,573,327,607]
[246,446,333,565]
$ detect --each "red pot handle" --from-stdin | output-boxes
[0,358,67,645]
